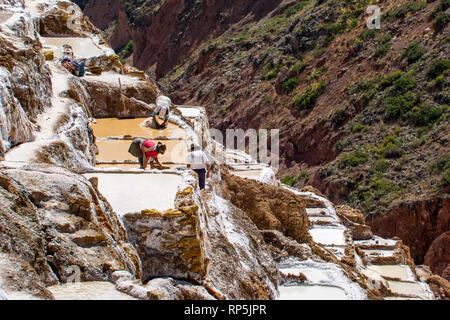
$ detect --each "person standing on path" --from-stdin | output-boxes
[186,144,209,190]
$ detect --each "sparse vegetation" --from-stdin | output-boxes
[281,77,301,93]
[281,170,310,186]
[292,81,326,110]
[338,150,369,169]
[386,1,427,20]
[402,41,427,64]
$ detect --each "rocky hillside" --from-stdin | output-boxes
[75,0,450,281]
[0,0,448,301]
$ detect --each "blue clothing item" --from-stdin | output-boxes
[193,168,206,190]
[71,60,85,77]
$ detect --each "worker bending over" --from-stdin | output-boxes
[129,138,168,170]
[152,95,172,129]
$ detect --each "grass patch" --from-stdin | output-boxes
[292,81,326,110]
[402,41,427,64]
[338,150,369,168]
[386,2,427,20]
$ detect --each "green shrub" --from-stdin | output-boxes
[380,33,393,44]
[431,74,448,89]
[429,0,450,21]
[339,150,369,168]
[387,2,427,20]
[409,103,445,126]
[282,175,297,186]
[351,122,367,133]
[360,28,377,41]
[375,34,393,59]
[289,60,307,75]
[427,59,450,79]
[332,108,347,127]
[392,76,415,94]
[431,154,450,173]
[402,41,427,63]
[443,168,450,186]
[378,135,403,159]
[375,159,389,172]
[336,139,350,153]
[118,40,133,63]
[264,64,283,80]
[384,92,415,119]
[292,82,326,110]
[433,12,449,31]
[375,43,391,58]
[282,77,301,93]
[382,144,403,159]
[285,1,310,17]
[371,179,400,198]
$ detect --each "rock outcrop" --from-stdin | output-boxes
[0,7,52,156]
[220,169,311,244]
[0,164,141,299]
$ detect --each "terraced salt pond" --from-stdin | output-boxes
[232,170,263,180]
[84,173,182,215]
[40,37,105,59]
[279,285,347,300]
[47,282,137,300]
[95,139,188,164]
[366,265,413,281]
[92,118,188,168]
[91,118,186,139]
[309,228,346,246]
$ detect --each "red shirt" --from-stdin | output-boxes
[141,140,158,159]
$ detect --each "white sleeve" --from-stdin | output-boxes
[186,153,192,165]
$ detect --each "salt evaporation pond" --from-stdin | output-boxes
[84,173,182,215]
[309,228,346,246]
[47,282,137,300]
[366,265,412,281]
[278,285,347,300]
[386,281,429,299]
[232,170,263,180]
[91,118,186,139]
[40,37,105,59]
[178,107,201,118]
[95,139,188,164]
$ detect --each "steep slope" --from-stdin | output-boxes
[0,0,449,301]
[76,0,450,280]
